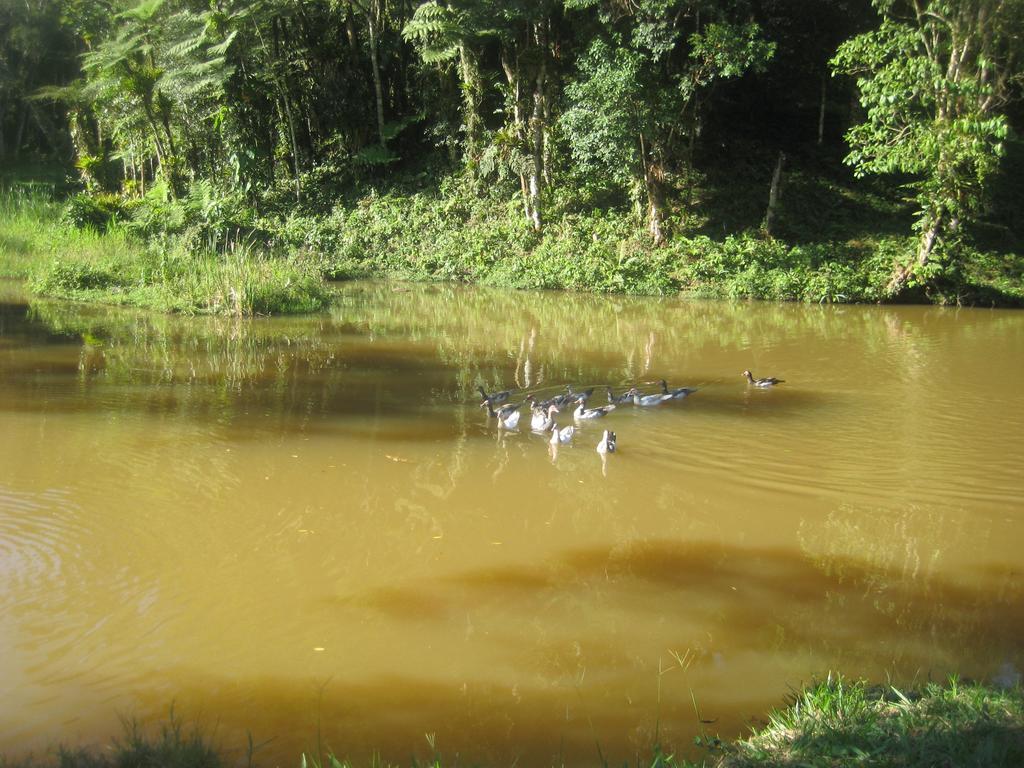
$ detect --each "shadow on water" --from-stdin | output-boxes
[3,282,1024,767]
[103,539,1023,768]
[335,539,1023,669]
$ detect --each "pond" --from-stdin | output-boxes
[1,280,1022,766]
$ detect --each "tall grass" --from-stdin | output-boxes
[29,239,331,316]
[0,187,63,278]
[1,188,330,316]
[0,712,221,768]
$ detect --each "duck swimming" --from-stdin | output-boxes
[742,370,785,387]
[660,379,696,400]
[596,430,616,454]
[631,387,671,406]
[606,386,635,405]
[485,400,522,429]
[573,398,616,420]
[530,403,560,432]
[549,422,575,444]
[566,385,595,403]
[478,385,512,407]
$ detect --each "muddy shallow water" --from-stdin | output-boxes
[1,280,1022,765]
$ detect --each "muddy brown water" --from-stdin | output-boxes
[1,280,1022,766]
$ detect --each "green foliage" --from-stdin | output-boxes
[29,237,330,316]
[3,0,1021,309]
[291,167,917,302]
[61,192,129,231]
[32,257,117,290]
[401,2,464,64]
[3,187,327,316]
[683,22,775,97]
[724,676,1024,767]
[831,0,1023,291]
[562,38,650,192]
[561,5,774,238]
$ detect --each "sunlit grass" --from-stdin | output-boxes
[1,679,1019,768]
[1,188,330,316]
[0,187,62,278]
[28,240,331,316]
[721,676,1024,767]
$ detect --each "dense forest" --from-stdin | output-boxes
[1,0,1022,309]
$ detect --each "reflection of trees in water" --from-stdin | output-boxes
[795,501,1020,676]
[27,282,1011,410]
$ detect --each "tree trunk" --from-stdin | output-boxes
[13,104,29,160]
[0,101,6,159]
[887,213,942,296]
[639,132,665,246]
[366,7,387,150]
[458,44,483,172]
[646,174,665,246]
[345,12,357,52]
[282,95,302,201]
[527,28,546,232]
[817,73,827,146]
[501,43,536,228]
[764,151,785,236]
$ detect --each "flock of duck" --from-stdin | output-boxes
[476,369,784,455]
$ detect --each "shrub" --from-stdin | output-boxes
[31,258,118,292]
[60,193,128,232]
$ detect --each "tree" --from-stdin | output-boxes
[405,0,560,231]
[832,0,1024,296]
[403,0,489,171]
[562,2,773,245]
[0,0,82,160]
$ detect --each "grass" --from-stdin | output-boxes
[721,676,1024,768]
[1,679,1020,768]
[28,237,331,316]
[286,155,1023,305]
[0,188,330,316]
[1,712,221,768]
[0,187,64,278]
[4,149,1022,309]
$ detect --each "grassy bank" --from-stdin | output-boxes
[0,185,329,316]
[3,679,1021,768]
[721,677,1024,767]
[3,151,1022,311]
[287,150,1022,305]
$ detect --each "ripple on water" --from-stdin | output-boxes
[0,487,83,603]
[0,483,179,686]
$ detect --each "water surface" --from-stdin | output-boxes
[1,280,1022,765]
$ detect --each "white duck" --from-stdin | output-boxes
[549,422,575,444]
[486,400,522,430]
[531,403,560,432]
[596,430,617,454]
[573,398,616,420]
[631,387,671,406]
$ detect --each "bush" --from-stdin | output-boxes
[31,258,119,292]
[60,193,129,232]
